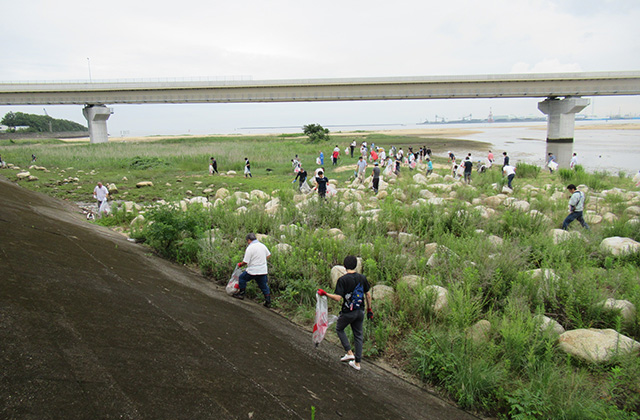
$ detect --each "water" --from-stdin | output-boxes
[239,120,640,175]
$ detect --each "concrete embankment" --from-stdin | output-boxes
[0,175,477,419]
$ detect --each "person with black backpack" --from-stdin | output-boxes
[318,255,372,371]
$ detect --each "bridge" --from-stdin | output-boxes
[1,71,639,146]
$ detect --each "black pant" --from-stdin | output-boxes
[336,310,364,363]
[372,177,379,192]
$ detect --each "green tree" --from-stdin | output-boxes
[1,111,87,133]
[303,123,330,143]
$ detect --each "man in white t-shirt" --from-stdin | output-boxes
[234,233,272,307]
[356,156,368,183]
[503,165,516,189]
[93,182,109,211]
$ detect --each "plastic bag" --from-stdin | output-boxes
[98,200,111,215]
[226,267,242,295]
[312,293,338,347]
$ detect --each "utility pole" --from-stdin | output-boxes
[87,57,92,83]
[43,108,52,132]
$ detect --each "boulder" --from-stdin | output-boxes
[511,200,531,212]
[130,214,146,227]
[413,173,428,185]
[487,235,504,247]
[255,233,270,242]
[215,188,230,200]
[330,265,347,288]
[424,242,439,259]
[584,212,603,225]
[16,171,30,180]
[466,320,491,343]
[226,170,237,176]
[188,196,209,205]
[550,228,582,245]
[250,189,270,201]
[600,237,640,256]
[27,175,39,182]
[372,284,395,302]
[558,329,640,363]
[398,232,417,245]
[603,212,618,223]
[424,285,449,313]
[377,190,388,200]
[419,189,435,199]
[625,206,640,216]
[136,181,154,188]
[275,243,292,253]
[600,298,636,323]
[483,196,503,209]
[236,206,248,214]
[398,275,424,289]
[533,314,565,335]
[475,205,496,219]
[501,186,513,194]
[203,188,214,194]
[107,183,118,194]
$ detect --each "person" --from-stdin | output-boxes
[547,153,557,174]
[31,154,37,164]
[93,182,109,215]
[562,184,589,230]
[244,158,252,178]
[463,156,473,184]
[332,146,340,166]
[0,154,6,169]
[502,152,509,168]
[350,140,356,158]
[448,151,455,163]
[503,164,516,189]
[570,153,578,170]
[426,146,432,158]
[319,151,324,166]
[394,155,401,175]
[293,166,308,191]
[397,148,404,160]
[379,148,386,164]
[356,156,367,183]
[371,162,381,193]
[210,157,219,175]
[315,170,329,199]
[426,158,433,176]
[488,150,494,165]
[234,233,272,307]
[317,255,372,371]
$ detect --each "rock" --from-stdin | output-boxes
[558,329,640,363]
[398,275,424,289]
[533,314,565,335]
[203,188,213,194]
[344,202,364,213]
[483,196,503,209]
[551,191,565,201]
[27,175,38,182]
[275,243,292,253]
[372,284,395,302]
[188,196,209,205]
[398,232,417,245]
[377,190,388,200]
[511,200,530,212]
[600,237,640,256]
[226,170,237,176]
[122,176,128,181]
[600,298,637,323]
[529,210,552,224]
[16,171,30,180]
[426,245,454,266]
[526,268,559,281]
[107,183,118,194]
[603,212,618,223]
[584,212,603,225]
[550,229,582,244]
[625,206,640,216]
[330,265,347,288]
[250,189,270,200]
[419,189,435,199]
[501,186,513,194]
[136,181,154,188]
[215,188,230,200]
[487,235,503,247]
[466,320,491,343]
[413,173,428,185]
[255,233,269,242]
[424,285,449,313]
[130,214,145,227]
[427,197,445,205]
[123,201,142,213]
[236,206,248,214]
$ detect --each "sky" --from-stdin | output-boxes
[1,0,639,136]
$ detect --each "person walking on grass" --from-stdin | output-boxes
[371,162,381,193]
[210,157,219,175]
[502,151,509,168]
[293,166,308,191]
[234,233,272,308]
[503,164,516,189]
[350,140,356,158]
[244,157,252,178]
[570,153,578,170]
[463,156,473,184]
[356,156,367,183]
[318,255,372,371]
[315,170,329,199]
[426,157,433,176]
[562,184,589,231]
[332,146,340,166]
[93,181,109,210]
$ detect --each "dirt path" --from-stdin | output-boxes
[0,175,477,419]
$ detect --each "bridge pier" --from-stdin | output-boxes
[538,96,589,167]
[82,104,113,144]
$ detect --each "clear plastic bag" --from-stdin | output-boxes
[226,267,242,295]
[98,200,111,215]
[312,293,338,347]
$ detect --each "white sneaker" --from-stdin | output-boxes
[348,360,361,371]
[340,354,355,362]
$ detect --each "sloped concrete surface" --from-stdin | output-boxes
[0,176,476,419]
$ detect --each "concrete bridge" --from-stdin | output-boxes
[1,71,639,149]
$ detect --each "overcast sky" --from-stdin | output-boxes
[1,0,639,136]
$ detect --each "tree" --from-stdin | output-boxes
[1,112,87,133]
[303,123,330,143]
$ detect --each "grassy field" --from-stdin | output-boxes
[2,132,640,419]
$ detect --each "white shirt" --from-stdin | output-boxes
[243,240,271,275]
[357,160,367,172]
[94,185,109,201]
[503,165,516,176]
